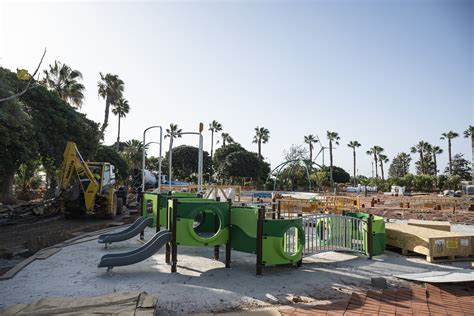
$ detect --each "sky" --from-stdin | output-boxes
[1,0,473,177]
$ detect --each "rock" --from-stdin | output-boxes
[371,277,387,289]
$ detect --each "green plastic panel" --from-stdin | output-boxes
[175,201,230,247]
[262,218,304,265]
[346,212,385,256]
[230,206,258,254]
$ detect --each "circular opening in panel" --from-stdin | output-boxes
[193,210,221,239]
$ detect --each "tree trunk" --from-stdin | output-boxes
[380,160,384,180]
[309,146,312,163]
[353,149,356,186]
[420,151,424,174]
[329,140,334,185]
[99,97,111,141]
[0,172,14,203]
[471,135,474,181]
[258,139,262,158]
[448,139,452,175]
[373,153,378,178]
[433,153,437,177]
[116,115,121,151]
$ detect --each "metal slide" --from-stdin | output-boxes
[98,230,172,269]
[98,217,153,245]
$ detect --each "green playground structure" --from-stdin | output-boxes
[99,192,384,275]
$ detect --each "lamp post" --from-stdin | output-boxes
[142,126,163,193]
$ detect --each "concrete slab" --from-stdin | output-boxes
[0,228,471,314]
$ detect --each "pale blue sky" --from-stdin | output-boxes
[1,0,472,177]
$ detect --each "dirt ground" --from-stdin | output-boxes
[0,211,136,275]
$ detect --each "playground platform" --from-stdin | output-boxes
[0,228,472,314]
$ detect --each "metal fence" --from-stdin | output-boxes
[302,214,368,256]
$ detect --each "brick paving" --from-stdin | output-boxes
[279,283,474,315]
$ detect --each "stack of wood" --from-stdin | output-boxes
[0,200,57,226]
[386,220,473,263]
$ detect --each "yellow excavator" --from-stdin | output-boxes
[58,141,122,218]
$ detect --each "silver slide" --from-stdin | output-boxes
[98,230,172,269]
[98,216,153,245]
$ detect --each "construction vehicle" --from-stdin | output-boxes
[58,141,122,218]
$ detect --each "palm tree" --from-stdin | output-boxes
[253,127,270,158]
[112,98,130,151]
[326,131,340,185]
[122,139,147,169]
[410,141,431,174]
[378,153,389,180]
[366,146,382,178]
[347,141,361,185]
[304,134,318,163]
[440,131,459,175]
[464,125,474,180]
[98,73,124,141]
[43,60,85,108]
[221,133,234,148]
[431,145,443,176]
[208,120,223,174]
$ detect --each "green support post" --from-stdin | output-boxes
[171,198,178,273]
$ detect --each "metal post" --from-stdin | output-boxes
[256,206,264,275]
[214,197,220,260]
[271,198,276,219]
[139,191,145,240]
[171,198,178,272]
[169,138,173,192]
[225,198,232,268]
[277,200,281,219]
[198,133,203,192]
[156,194,161,233]
[367,214,373,259]
[165,191,172,264]
[142,126,163,193]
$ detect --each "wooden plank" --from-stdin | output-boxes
[386,223,472,261]
[407,219,451,232]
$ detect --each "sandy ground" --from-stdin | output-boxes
[1,227,472,315]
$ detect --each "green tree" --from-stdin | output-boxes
[221,132,234,148]
[431,145,443,177]
[208,120,223,175]
[444,153,471,180]
[111,98,130,151]
[42,60,85,108]
[97,73,124,141]
[122,139,146,170]
[388,152,411,178]
[253,126,270,158]
[410,141,431,174]
[304,134,318,162]
[366,146,383,178]
[440,131,459,175]
[222,151,269,182]
[464,125,474,181]
[326,131,340,185]
[95,144,129,180]
[163,145,211,181]
[146,156,162,174]
[347,141,361,185]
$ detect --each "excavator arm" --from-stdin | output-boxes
[59,142,99,211]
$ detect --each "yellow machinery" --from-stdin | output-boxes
[58,142,121,218]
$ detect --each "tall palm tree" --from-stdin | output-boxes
[347,141,361,185]
[431,145,443,176]
[112,98,130,151]
[122,139,147,169]
[221,133,234,148]
[326,131,340,185]
[43,60,85,108]
[98,73,124,141]
[410,141,431,174]
[378,153,389,180]
[440,131,459,175]
[208,120,223,173]
[464,125,474,180]
[253,127,270,158]
[304,134,318,163]
[366,146,382,178]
